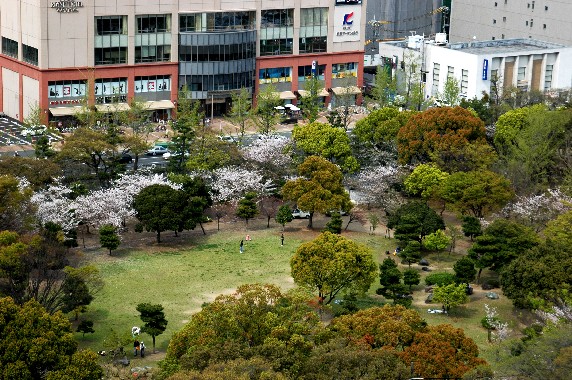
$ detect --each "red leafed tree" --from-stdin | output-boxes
[400,324,488,379]
[397,106,487,165]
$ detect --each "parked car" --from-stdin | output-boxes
[163,151,190,160]
[292,209,310,219]
[218,135,236,143]
[146,146,169,156]
[117,153,133,164]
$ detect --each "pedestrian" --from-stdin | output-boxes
[134,339,140,357]
[240,240,244,254]
[246,234,251,241]
[281,233,284,247]
[140,341,146,358]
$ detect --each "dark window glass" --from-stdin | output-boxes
[94,47,127,65]
[1,37,18,58]
[22,44,38,65]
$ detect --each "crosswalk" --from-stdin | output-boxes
[0,115,63,147]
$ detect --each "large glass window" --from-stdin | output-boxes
[461,69,469,95]
[95,78,128,104]
[258,67,292,84]
[180,11,255,32]
[137,14,170,33]
[135,75,171,93]
[22,44,38,66]
[298,64,326,82]
[135,45,171,63]
[180,72,253,92]
[432,63,440,95]
[1,37,18,58]
[260,9,293,56]
[48,80,87,98]
[95,16,128,65]
[179,42,255,62]
[332,62,358,78]
[135,15,171,63]
[299,8,328,53]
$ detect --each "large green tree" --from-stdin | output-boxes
[227,87,253,144]
[0,297,103,379]
[387,201,445,244]
[99,224,120,255]
[136,303,168,354]
[254,84,282,135]
[132,184,184,243]
[453,257,477,286]
[432,283,468,312]
[404,163,449,200]
[292,122,359,173]
[235,192,258,226]
[282,156,352,228]
[290,232,377,305]
[467,219,540,281]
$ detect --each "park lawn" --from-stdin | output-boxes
[78,227,302,355]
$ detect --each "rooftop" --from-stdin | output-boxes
[448,38,565,54]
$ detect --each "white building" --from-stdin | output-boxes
[377,35,572,101]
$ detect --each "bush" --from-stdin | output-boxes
[425,272,456,286]
[482,279,500,289]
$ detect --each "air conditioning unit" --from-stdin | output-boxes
[435,33,448,45]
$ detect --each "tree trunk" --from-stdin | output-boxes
[156,231,161,243]
[267,216,271,228]
[477,268,483,283]
[152,336,156,353]
[199,222,206,235]
[308,213,313,229]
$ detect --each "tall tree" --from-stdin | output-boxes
[227,87,253,144]
[99,224,120,254]
[387,201,445,244]
[282,156,352,228]
[300,76,322,123]
[371,64,397,107]
[376,257,408,303]
[136,303,168,354]
[235,192,259,226]
[254,84,281,135]
[290,232,377,305]
[439,76,461,106]
[403,268,421,290]
[170,94,202,173]
[432,283,468,312]
[132,184,184,243]
[404,163,449,200]
[453,257,477,286]
[275,204,294,231]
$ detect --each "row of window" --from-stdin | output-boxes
[258,63,357,84]
[1,37,38,66]
[179,43,255,62]
[48,76,171,99]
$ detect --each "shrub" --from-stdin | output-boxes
[425,272,456,286]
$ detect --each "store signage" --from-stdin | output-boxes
[49,99,82,105]
[333,6,361,42]
[482,59,488,80]
[335,0,362,5]
[51,1,84,13]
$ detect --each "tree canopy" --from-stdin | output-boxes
[387,201,445,244]
[290,232,377,305]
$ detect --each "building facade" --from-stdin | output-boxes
[449,0,572,46]
[377,36,572,102]
[0,0,366,123]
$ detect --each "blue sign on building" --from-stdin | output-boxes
[482,59,488,80]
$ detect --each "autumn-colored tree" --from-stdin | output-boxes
[290,232,377,305]
[329,305,427,350]
[397,106,487,164]
[400,324,487,379]
[282,156,352,228]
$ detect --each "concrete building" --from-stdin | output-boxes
[449,0,572,46]
[376,35,572,102]
[0,0,366,124]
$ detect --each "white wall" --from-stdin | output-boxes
[2,68,19,118]
[22,75,40,119]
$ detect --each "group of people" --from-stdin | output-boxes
[133,339,146,357]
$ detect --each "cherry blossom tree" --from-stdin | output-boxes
[350,164,407,213]
[206,167,272,203]
[241,135,292,169]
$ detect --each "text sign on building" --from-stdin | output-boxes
[333,6,361,42]
[335,0,362,5]
[482,59,488,80]
[51,1,84,13]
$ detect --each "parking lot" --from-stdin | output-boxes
[0,115,63,153]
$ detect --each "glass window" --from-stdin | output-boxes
[95,16,128,65]
[95,78,128,104]
[1,37,18,58]
[95,16,127,35]
[260,9,293,56]
[447,66,454,79]
[461,69,469,94]
[180,11,255,32]
[137,14,170,33]
[48,80,87,99]
[135,75,171,93]
[22,44,38,66]
[544,65,553,90]
[332,63,358,79]
[298,64,326,81]
[432,63,440,95]
[258,67,292,84]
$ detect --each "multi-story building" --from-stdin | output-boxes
[449,0,572,46]
[377,35,572,101]
[0,0,366,124]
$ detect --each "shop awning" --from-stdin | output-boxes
[95,103,131,113]
[277,91,297,100]
[331,86,362,95]
[145,100,175,110]
[297,89,330,97]
[49,106,83,116]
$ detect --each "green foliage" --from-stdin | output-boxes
[432,283,468,311]
[136,303,168,353]
[77,320,95,336]
[440,76,461,106]
[425,272,456,286]
[460,96,492,125]
[132,184,185,243]
[439,170,514,218]
[300,76,323,123]
[404,163,449,199]
[291,232,377,305]
[0,174,34,232]
[236,192,258,225]
[99,224,120,254]
[371,64,397,107]
[292,122,359,173]
[254,84,282,135]
[387,201,445,244]
[454,257,477,285]
[462,216,482,240]
[377,257,406,302]
[34,135,56,159]
[0,297,103,379]
[368,214,380,234]
[399,240,422,267]
[423,229,452,252]
[61,273,93,318]
[169,96,201,173]
[227,87,252,143]
[282,156,352,228]
[353,107,413,149]
[403,268,421,290]
[323,212,343,234]
[275,204,294,229]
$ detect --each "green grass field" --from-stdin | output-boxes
[77,220,525,372]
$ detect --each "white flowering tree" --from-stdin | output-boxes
[484,304,510,342]
[350,164,407,213]
[241,135,292,175]
[207,166,272,204]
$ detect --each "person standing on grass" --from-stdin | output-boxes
[140,341,146,358]
[134,339,140,357]
[240,240,244,253]
[281,233,284,247]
